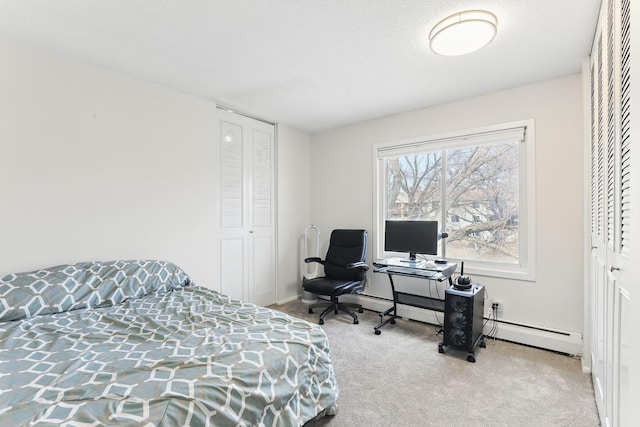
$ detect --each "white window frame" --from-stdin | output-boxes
[372,119,536,281]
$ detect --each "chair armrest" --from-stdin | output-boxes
[304,257,325,265]
[346,261,370,271]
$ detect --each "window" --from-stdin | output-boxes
[374,121,536,280]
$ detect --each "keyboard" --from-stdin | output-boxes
[383,266,436,277]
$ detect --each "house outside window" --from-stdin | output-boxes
[374,120,536,280]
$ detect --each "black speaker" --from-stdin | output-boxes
[441,284,485,361]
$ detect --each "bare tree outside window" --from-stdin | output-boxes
[385,141,520,263]
[386,152,442,221]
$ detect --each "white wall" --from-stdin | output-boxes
[0,35,218,284]
[276,125,312,302]
[310,75,585,347]
[0,34,313,301]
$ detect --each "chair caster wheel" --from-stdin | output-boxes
[358,307,364,313]
[374,329,381,335]
[353,319,359,325]
[467,355,476,363]
[308,308,313,314]
[438,343,445,353]
[390,319,396,324]
[319,319,324,325]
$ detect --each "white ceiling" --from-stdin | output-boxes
[0,0,600,133]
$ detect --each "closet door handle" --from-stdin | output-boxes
[610,266,620,272]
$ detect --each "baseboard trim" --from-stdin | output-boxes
[277,294,302,305]
[343,293,583,356]
[490,320,582,356]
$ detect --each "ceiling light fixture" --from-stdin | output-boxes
[429,10,498,56]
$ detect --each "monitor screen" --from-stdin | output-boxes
[384,220,438,259]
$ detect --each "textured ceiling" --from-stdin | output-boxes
[0,0,600,133]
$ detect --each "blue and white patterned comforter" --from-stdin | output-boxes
[0,260,338,426]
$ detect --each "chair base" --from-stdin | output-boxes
[308,296,364,325]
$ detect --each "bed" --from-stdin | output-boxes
[0,260,338,426]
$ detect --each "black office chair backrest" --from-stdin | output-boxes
[324,229,368,281]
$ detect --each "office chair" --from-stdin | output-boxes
[303,229,369,325]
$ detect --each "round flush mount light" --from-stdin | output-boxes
[429,10,498,56]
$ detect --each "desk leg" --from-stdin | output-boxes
[373,274,399,335]
[374,306,397,335]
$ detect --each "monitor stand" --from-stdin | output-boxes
[398,252,417,263]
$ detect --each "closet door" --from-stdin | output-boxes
[589,16,606,420]
[588,0,633,425]
[217,109,276,306]
[613,0,633,425]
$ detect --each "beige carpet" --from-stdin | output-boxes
[272,300,600,427]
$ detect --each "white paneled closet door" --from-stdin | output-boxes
[216,108,276,306]
[587,0,634,426]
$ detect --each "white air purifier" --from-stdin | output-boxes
[301,225,319,304]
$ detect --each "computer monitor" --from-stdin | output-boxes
[384,220,438,261]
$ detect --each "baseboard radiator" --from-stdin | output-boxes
[340,294,583,356]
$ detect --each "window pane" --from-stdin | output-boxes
[386,152,442,222]
[445,142,520,263]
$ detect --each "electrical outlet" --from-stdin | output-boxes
[492,299,503,312]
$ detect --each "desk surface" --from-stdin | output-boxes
[373,258,457,281]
